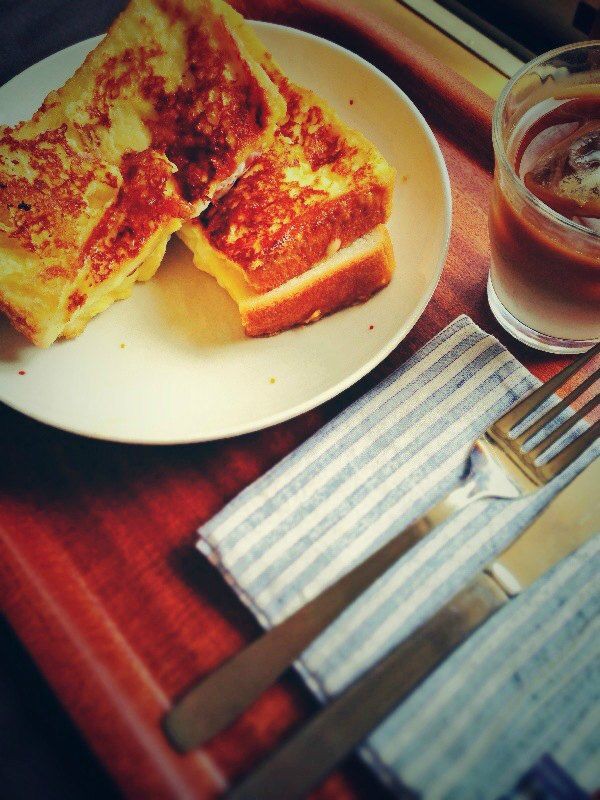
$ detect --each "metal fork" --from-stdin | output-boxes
[164,342,600,752]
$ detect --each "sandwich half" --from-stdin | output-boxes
[0,0,284,346]
[178,44,396,336]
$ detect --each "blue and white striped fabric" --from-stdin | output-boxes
[198,315,600,799]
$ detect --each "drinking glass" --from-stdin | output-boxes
[488,42,600,353]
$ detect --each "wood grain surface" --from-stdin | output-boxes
[0,2,572,799]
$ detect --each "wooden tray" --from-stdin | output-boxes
[0,2,569,798]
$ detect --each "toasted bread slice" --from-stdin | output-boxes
[0,0,284,346]
[180,49,395,295]
[179,223,394,336]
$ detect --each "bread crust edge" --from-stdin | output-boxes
[241,225,395,336]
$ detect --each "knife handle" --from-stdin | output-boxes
[164,474,487,751]
[227,574,508,800]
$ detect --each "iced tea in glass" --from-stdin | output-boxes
[488,42,600,353]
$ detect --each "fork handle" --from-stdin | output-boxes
[164,476,483,752]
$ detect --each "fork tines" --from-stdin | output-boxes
[491,342,600,479]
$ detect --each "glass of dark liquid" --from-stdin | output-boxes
[488,42,600,353]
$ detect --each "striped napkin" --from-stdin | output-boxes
[198,315,599,799]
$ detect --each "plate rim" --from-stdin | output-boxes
[0,22,452,445]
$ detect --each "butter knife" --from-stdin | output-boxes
[228,457,600,800]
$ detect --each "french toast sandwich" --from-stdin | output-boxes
[0,0,284,346]
[179,45,396,336]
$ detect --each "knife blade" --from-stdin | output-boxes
[227,457,600,800]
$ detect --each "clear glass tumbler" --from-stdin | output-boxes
[488,42,600,354]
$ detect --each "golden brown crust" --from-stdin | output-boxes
[194,69,395,292]
[0,0,284,346]
[0,126,119,276]
[241,227,394,336]
[136,1,278,205]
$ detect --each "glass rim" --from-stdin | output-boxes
[492,39,600,240]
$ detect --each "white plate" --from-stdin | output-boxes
[0,22,451,444]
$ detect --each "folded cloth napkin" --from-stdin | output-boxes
[198,315,599,800]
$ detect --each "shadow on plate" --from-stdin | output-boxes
[0,316,28,362]
[150,237,245,349]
